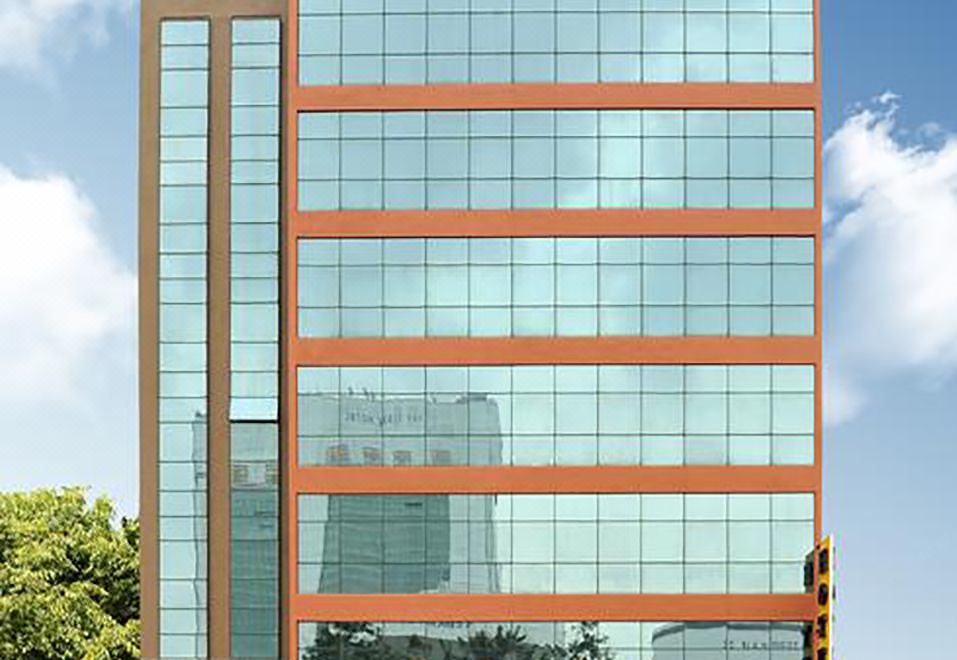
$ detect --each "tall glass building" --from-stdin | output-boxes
[140,0,821,658]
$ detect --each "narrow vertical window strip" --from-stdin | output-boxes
[229,17,281,660]
[158,18,210,660]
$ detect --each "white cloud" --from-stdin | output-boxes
[0,0,130,74]
[0,165,135,404]
[824,94,957,425]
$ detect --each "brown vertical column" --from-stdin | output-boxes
[138,2,160,657]
[207,15,233,660]
[142,3,286,657]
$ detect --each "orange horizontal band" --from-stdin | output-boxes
[291,593,816,622]
[291,83,819,112]
[291,465,817,495]
[292,208,821,239]
[292,336,819,367]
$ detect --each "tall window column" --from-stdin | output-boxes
[158,19,210,659]
[229,17,282,659]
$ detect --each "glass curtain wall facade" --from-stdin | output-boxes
[297,109,815,210]
[230,18,282,659]
[297,237,815,338]
[297,365,815,468]
[298,493,815,595]
[298,2,814,86]
[141,0,821,658]
[141,2,285,659]
[287,0,821,656]
[298,621,808,659]
[157,19,210,659]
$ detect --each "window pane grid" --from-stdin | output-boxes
[297,620,808,660]
[298,110,815,211]
[230,18,281,424]
[230,18,281,660]
[298,237,815,338]
[297,493,814,595]
[298,365,814,467]
[298,4,814,86]
[159,18,209,660]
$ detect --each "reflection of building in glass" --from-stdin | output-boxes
[143,13,282,658]
[313,493,500,595]
[298,393,503,596]
[300,621,567,659]
[298,393,503,467]
[186,412,207,657]
[383,621,565,650]
[651,622,806,658]
[299,621,811,659]
[230,422,279,656]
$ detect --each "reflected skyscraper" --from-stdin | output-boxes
[298,392,504,468]
[297,392,504,596]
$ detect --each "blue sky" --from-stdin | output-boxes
[0,1,955,657]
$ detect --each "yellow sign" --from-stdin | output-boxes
[805,536,835,660]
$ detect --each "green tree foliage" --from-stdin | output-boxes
[458,625,537,660]
[303,622,402,660]
[0,488,139,660]
[559,622,615,660]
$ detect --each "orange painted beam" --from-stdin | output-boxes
[291,465,817,495]
[292,208,821,239]
[291,83,819,112]
[291,593,817,623]
[292,336,820,367]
